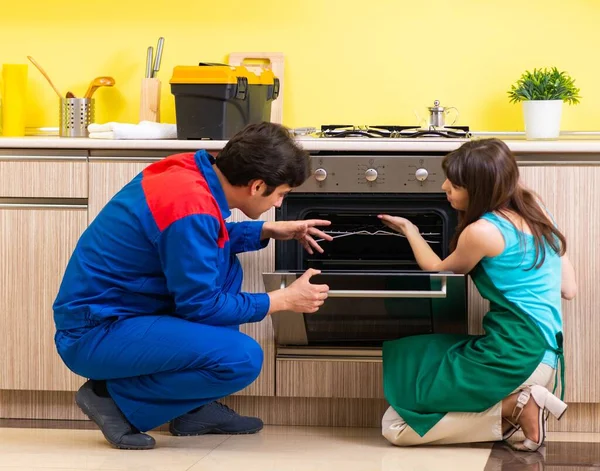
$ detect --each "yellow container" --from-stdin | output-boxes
[2,64,28,137]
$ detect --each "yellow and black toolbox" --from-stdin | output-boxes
[170,63,280,140]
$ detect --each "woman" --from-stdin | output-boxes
[379,138,576,451]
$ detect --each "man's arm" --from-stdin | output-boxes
[158,215,269,325]
[225,221,269,254]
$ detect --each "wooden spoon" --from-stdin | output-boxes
[27,56,63,99]
[84,76,115,99]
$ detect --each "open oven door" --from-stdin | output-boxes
[263,271,467,357]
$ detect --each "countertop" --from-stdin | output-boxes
[2,133,600,154]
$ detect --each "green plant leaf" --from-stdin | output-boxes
[507,67,581,104]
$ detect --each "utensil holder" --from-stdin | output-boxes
[140,78,161,122]
[60,98,94,137]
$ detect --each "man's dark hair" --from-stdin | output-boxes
[215,122,310,195]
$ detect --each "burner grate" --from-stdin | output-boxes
[318,124,471,139]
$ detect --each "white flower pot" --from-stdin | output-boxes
[522,100,563,140]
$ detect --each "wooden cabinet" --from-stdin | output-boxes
[276,359,383,399]
[0,151,87,199]
[0,204,87,390]
[0,152,88,391]
[468,165,600,403]
[88,157,275,396]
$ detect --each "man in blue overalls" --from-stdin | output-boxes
[53,123,331,450]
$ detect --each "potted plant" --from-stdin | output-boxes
[508,67,581,140]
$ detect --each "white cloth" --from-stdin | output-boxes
[88,121,177,140]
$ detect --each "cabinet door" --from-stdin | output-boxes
[469,166,600,402]
[0,151,87,198]
[521,166,600,402]
[89,161,275,396]
[276,358,383,398]
[0,204,88,391]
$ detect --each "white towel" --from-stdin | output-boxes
[88,121,177,140]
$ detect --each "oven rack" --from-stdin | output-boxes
[316,229,441,244]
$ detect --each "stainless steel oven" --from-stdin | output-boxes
[263,153,468,359]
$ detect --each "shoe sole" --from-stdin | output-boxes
[169,424,264,437]
[75,393,155,450]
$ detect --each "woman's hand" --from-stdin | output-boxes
[378,214,416,235]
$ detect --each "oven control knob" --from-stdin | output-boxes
[365,168,378,182]
[415,168,429,182]
[314,168,327,182]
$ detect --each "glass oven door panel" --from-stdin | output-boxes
[263,271,467,348]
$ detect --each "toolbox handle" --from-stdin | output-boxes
[270,77,280,101]
[236,77,248,100]
[197,62,230,67]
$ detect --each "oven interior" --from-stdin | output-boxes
[275,193,456,272]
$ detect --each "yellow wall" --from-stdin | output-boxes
[2,0,599,132]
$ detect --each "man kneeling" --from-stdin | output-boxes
[53,123,331,449]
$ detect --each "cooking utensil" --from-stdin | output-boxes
[83,76,115,99]
[152,37,164,78]
[427,100,459,128]
[66,91,75,98]
[145,46,153,78]
[26,56,62,99]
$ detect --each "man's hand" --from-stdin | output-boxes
[268,269,330,314]
[262,220,333,254]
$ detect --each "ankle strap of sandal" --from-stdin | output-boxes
[511,388,531,423]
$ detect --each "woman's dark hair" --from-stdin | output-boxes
[442,138,566,269]
[215,122,310,195]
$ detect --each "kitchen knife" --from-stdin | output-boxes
[145,46,153,79]
[152,37,164,78]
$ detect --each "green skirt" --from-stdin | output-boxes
[383,265,564,437]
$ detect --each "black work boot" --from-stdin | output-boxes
[169,401,263,436]
[75,380,156,450]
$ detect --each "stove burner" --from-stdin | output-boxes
[318,125,471,139]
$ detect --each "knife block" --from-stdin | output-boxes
[140,78,161,122]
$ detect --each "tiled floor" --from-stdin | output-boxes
[0,421,599,471]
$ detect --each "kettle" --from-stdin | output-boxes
[427,100,459,128]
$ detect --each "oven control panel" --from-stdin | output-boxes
[300,155,444,193]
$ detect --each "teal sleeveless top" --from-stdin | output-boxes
[479,212,562,367]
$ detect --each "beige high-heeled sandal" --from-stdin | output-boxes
[504,385,568,452]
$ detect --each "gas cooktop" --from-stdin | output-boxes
[293,125,471,139]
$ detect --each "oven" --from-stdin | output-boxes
[263,153,468,359]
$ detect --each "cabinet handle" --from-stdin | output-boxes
[0,203,87,209]
[0,156,86,161]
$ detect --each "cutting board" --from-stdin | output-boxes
[228,52,284,124]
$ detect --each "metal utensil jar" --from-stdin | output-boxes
[59,97,94,137]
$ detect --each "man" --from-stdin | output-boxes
[53,122,331,450]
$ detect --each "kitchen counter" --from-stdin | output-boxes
[3,134,600,155]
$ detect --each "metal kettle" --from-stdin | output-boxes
[427,100,459,128]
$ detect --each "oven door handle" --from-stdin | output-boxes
[279,275,447,299]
